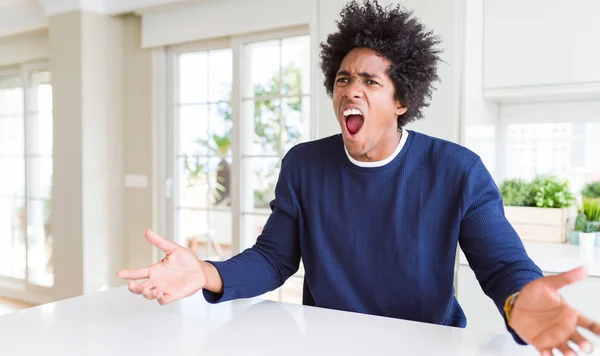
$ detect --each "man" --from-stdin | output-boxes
[117,1,600,355]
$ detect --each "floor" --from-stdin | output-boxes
[0,297,34,316]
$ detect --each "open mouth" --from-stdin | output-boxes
[343,108,364,136]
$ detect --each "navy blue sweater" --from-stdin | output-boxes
[204,130,543,343]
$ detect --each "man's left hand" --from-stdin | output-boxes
[510,266,600,356]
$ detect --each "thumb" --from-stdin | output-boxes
[145,229,179,254]
[543,266,588,290]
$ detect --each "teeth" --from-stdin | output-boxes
[343,108,362,117]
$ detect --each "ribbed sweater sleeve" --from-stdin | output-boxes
[459,157,544,344]
[202,154,301,303]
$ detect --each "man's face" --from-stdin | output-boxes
[333,47,407,161]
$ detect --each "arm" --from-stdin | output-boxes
[116,155,301,306]
[202,156,302,303]
[202,206,300,303]
[458,157,544,344]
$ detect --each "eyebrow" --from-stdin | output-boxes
[336,70,382,80]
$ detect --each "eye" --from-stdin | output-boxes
[366,79,379,85]
[336,77,349,84]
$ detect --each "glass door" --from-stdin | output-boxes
[0,73,26,281]
[0,64,53,299]
[169,43,235,262]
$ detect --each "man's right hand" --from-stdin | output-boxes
[116,229,223,305]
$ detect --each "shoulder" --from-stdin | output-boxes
[277,134,343,187]
[282,134,342,166]
[407,130,481,172]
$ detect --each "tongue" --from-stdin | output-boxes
[346,115,364,135]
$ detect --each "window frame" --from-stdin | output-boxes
[233,26,311,253]
[0,60,54,303]
[165,38,233,258]
[165,26,310,303]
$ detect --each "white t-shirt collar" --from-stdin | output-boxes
[344,129,409,168]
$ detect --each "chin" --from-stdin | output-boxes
[342,136,366,154]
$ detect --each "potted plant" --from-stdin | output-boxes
[577,216,599,261]
[500,176,575,243]
[195,130,231,206]
[182,104,232,207]
[581,198,600,245]
[499,179,531,207]
[582,181,600,200]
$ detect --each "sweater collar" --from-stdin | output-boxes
[344,129,409,168]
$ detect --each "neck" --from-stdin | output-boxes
[350,128,402,162]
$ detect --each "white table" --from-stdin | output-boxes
[457,241,600,338]
[459,241,600,277]
[0,286,547,356]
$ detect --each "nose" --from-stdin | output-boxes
[343,77,364,99]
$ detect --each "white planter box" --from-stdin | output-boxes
[504,206,569,243]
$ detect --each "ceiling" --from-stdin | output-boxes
[0,0,211,15]
[0,0,32,9]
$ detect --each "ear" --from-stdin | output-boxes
[395,102,408,116]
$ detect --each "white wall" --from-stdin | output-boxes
[313,0,343,138]
[50,11,125,300]
[0,30,48,67]
[0,0,47,38]
[461,0,499,178]
[501,100,600,125]
[400,0,464,142]
[122,15,157,271]
[462,0,498,127]
[484,0,600,90]
[80,11,125,294]
[141,0,312,48]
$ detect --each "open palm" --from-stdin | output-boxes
[511,266,599,355]
[116,229,207,305]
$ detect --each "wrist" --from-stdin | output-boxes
[201,261,224,294]
[504,291,520,327]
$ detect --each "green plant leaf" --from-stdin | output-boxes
[529,176,575,208]
[582,181,600,199]
[582,198,600,222]
[500,179,532,206]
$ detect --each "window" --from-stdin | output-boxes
[0,65,53,289]
[174,46,234,262]
[464,104,600,197]
[167,28,310,304]
[240,35,311,248]
[240,35,310,304]
[505,122,600,195]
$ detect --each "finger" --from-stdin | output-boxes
[128,281,143,294]
[158,293,174,305]
[127,280,153,295]
[143,286,157,300]
[557,343,576,356]
[543,266,588,290]
[570,331,593,354]
[117,267,149,280]
[532,325,570,351]
[145,229,179,254]
[579,314,600,335]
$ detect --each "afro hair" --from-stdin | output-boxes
[320,0,442,127]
